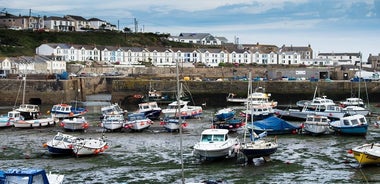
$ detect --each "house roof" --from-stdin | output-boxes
[178,33,211,39]
[65,15,87,21]
[318,53,361,57]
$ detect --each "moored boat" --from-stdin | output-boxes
[100,103,126,119]
[124,112,153,131]
[162,100,202,119]
[14,117,55,128]
[44,132,77,155]
[100,113,125,131]
[214,107,235,121]
[137,101,162,120]
[303,115,331,135]
[0,168,64,184]
[0,110,23,128]
[193,129,239,160]
[59,116,89,131]
[247,116,301,135]
[72,135,109,156]
[212,118,244,132]
[329,114,368,135]
[50,103,87,119]
[351,143,380,165]
[160,117,188,132]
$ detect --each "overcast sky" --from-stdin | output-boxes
[2,0,379,58]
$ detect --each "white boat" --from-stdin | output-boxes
[0,110,23,127]
[342,105,370,116]
[160,118,188,132]
[329,114,368,135]
[193,129,239,160]
[340,97,366,108]
[351,143,380,165]
[14,117,55,128]
[59,117,89,131]
[101,113,125,131]
[226,87,278,107]
[124,113,153,131]
[137,101,162,120]
[50,103,88,119]
[240,104,274,121]
[162,100,202,119]
[275,95,347,120]
[303,115,331,135]
[44,132,77,155]
[101,103,126,117]
[0,168,64,184]
[72,135,109,156]
[14,104,40,120]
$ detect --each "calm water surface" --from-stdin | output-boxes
[0,104,380,184]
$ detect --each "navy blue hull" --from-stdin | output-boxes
[47,146,73,155]
[241,147,277,161]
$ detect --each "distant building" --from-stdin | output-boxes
[44,16,75,32]
[0,13,44,30]
[317,52,362,66]
[279,44,313,59]
[368,54,380,70]
[169,33,228,45]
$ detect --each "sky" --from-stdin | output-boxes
[1,0,380,59]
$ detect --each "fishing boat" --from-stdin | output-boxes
[342,105,370,116]
[43,132,77,155]
[100,113,125,131]
[247,116,301,135]
[50,103,87,119]
[124,112,153,131]
[14,104,40,120]
[193,129,239,160]
[160,117,188,132]
[0,110,23,128]
[214,107,235,121]
[0,168,64,184]
[162,100,202,119]
[13,117,55,128]
[340,97,366,108]
[212,118,244,132]
[137,101,162,120]
[59,116,89,131]
[240,104,274,121]
[72,135,109,156]
[100,103,126,118]
[351,143,380,165]
[226,87,278,107]
[329,114,368,135]
[303,115,331,135]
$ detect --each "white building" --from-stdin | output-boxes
[317,52,362,66]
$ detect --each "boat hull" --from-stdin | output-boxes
[14,118,54,128]
[352,143,380,165]
[101,123,123,131]
[73,139,108,156]
[304,123,331,135]
[47,146,73,155]
[240,143,278,161]
[330,125,368,135]
[193,138,239,160]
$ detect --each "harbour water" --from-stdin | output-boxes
[0,103,380,184]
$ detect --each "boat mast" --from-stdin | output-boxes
[22,74,26,104]
[176,59,185,184]
[243,72,252,142]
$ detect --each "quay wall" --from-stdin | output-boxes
[0,77,379,106]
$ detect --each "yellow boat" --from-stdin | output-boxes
[351,143,380,165]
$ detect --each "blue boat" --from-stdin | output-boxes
[212,118,244,131]
[215,108,235,121]
[329,114,368,135]
[44,132,77,155]
[0,168,64,184]
[50,103,87,119]
[247,116,301,135]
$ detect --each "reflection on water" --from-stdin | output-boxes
[0,104,379,183]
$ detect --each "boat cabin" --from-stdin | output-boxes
[200,129,229,142]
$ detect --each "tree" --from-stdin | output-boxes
[123,27,132,33]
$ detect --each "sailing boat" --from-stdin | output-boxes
[13,74,55,128]
[14,74,40,120]
[239,72,278,164]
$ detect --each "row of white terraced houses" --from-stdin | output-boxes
[36,43,362,67]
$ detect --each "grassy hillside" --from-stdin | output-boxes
[0,29,194,57]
